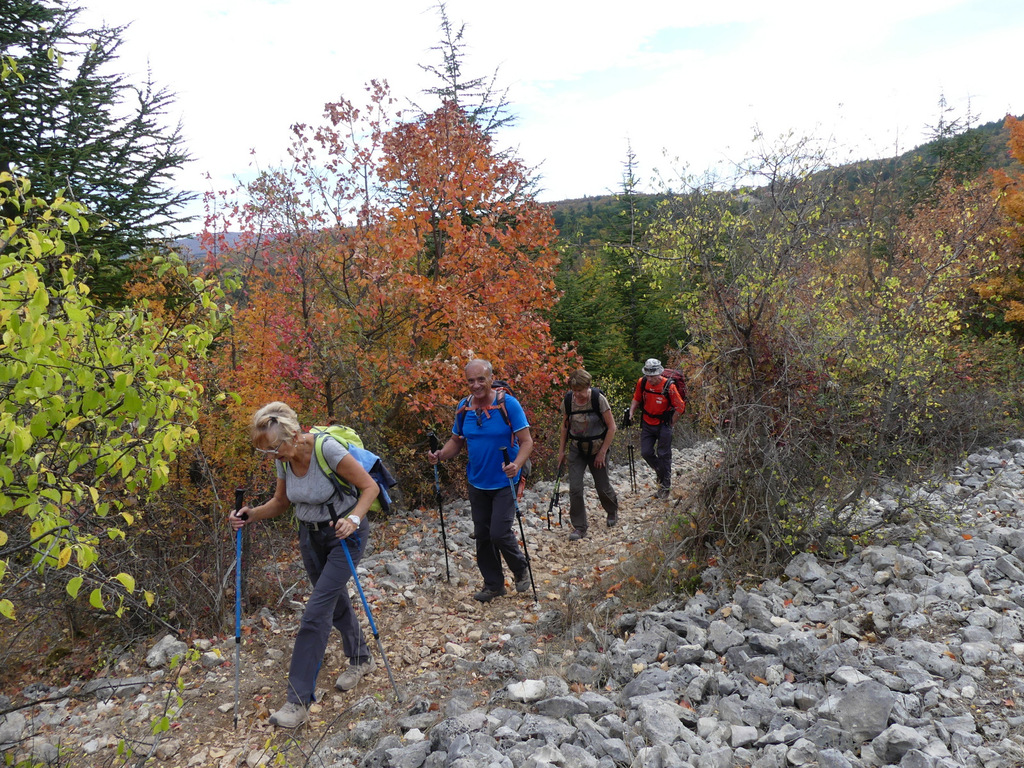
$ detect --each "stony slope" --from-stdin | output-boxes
[1,443,711,766]
[5,439,1024,768]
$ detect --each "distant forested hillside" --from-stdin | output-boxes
[546,115,1017,247]
[543,113,1023,396]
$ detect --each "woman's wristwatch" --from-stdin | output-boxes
[347,514,361,526]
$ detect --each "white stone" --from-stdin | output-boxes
[507,680,547,703]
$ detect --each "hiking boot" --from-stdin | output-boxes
[606,514,618,528]
[269,701,308,728]
[656,487,670,500]
[514,571,531,593]
[473,586,506,603]
[568,529,586,541]
[335,658,376,691]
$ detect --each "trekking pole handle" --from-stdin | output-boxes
[233,488,249,521]
[501,447,511,468]
[428,432,439,453]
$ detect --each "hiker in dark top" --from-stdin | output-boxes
[557,368,618,540]
[626,358,686,499]
[229,401,378,729]
[427,359,534,603]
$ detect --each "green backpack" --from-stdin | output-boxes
[309,425,397,514]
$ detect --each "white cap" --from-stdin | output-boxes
[642,358,664,376]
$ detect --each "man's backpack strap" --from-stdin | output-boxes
[456,390,516,448]
[454,397,471,438]
[657,381,678,423]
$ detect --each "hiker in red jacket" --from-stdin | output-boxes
[626,359,685,499]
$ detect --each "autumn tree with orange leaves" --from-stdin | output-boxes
[204,88,574,501]
[973,115,1024,336]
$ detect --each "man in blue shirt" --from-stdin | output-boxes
[428,359,535,602]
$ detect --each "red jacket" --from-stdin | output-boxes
[633,376,686,426]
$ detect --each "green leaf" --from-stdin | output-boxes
[89,588,104,610]
[66,576,83,598]
[0,599,14,620]
[77,545,97,569]
[124,388,142,414]
[113,572,136,593]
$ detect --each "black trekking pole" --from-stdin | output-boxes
[546,462,562,529]
[628,444,637,494]
[501,447,538,603]
[623,408,637,494]
[233,488,246,730]
[427,432,451,582]
[327,508,403,703]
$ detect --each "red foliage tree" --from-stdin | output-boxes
[203,90,577,498]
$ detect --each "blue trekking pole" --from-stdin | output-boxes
[340,536,402,703]
[326,504,403,703]
[427,432,451,582]
[233,488,246,730]
[501,448,538,603]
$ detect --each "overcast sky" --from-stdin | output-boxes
[78,0,1024,234]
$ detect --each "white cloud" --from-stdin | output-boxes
[69,0,1024,231]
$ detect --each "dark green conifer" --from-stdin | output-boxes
[1,0,193,303]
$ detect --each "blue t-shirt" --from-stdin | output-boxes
[454,393,529,490]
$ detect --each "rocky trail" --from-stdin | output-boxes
[0,442,715,767]
[6,438,1024,768]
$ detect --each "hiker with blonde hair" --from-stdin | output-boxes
[229,401,378,728]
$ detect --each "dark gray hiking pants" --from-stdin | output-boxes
[287,517,371,705]
[468,485,528,592]
[567,443,619,532]
[640,420,673,489]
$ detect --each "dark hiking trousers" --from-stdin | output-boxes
[640,420,673,489]
[468,484,528,592]
[287,517,371,705]
[567,443,619,533]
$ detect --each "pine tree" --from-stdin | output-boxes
[0,0,193,302]
[415,1,514,136]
